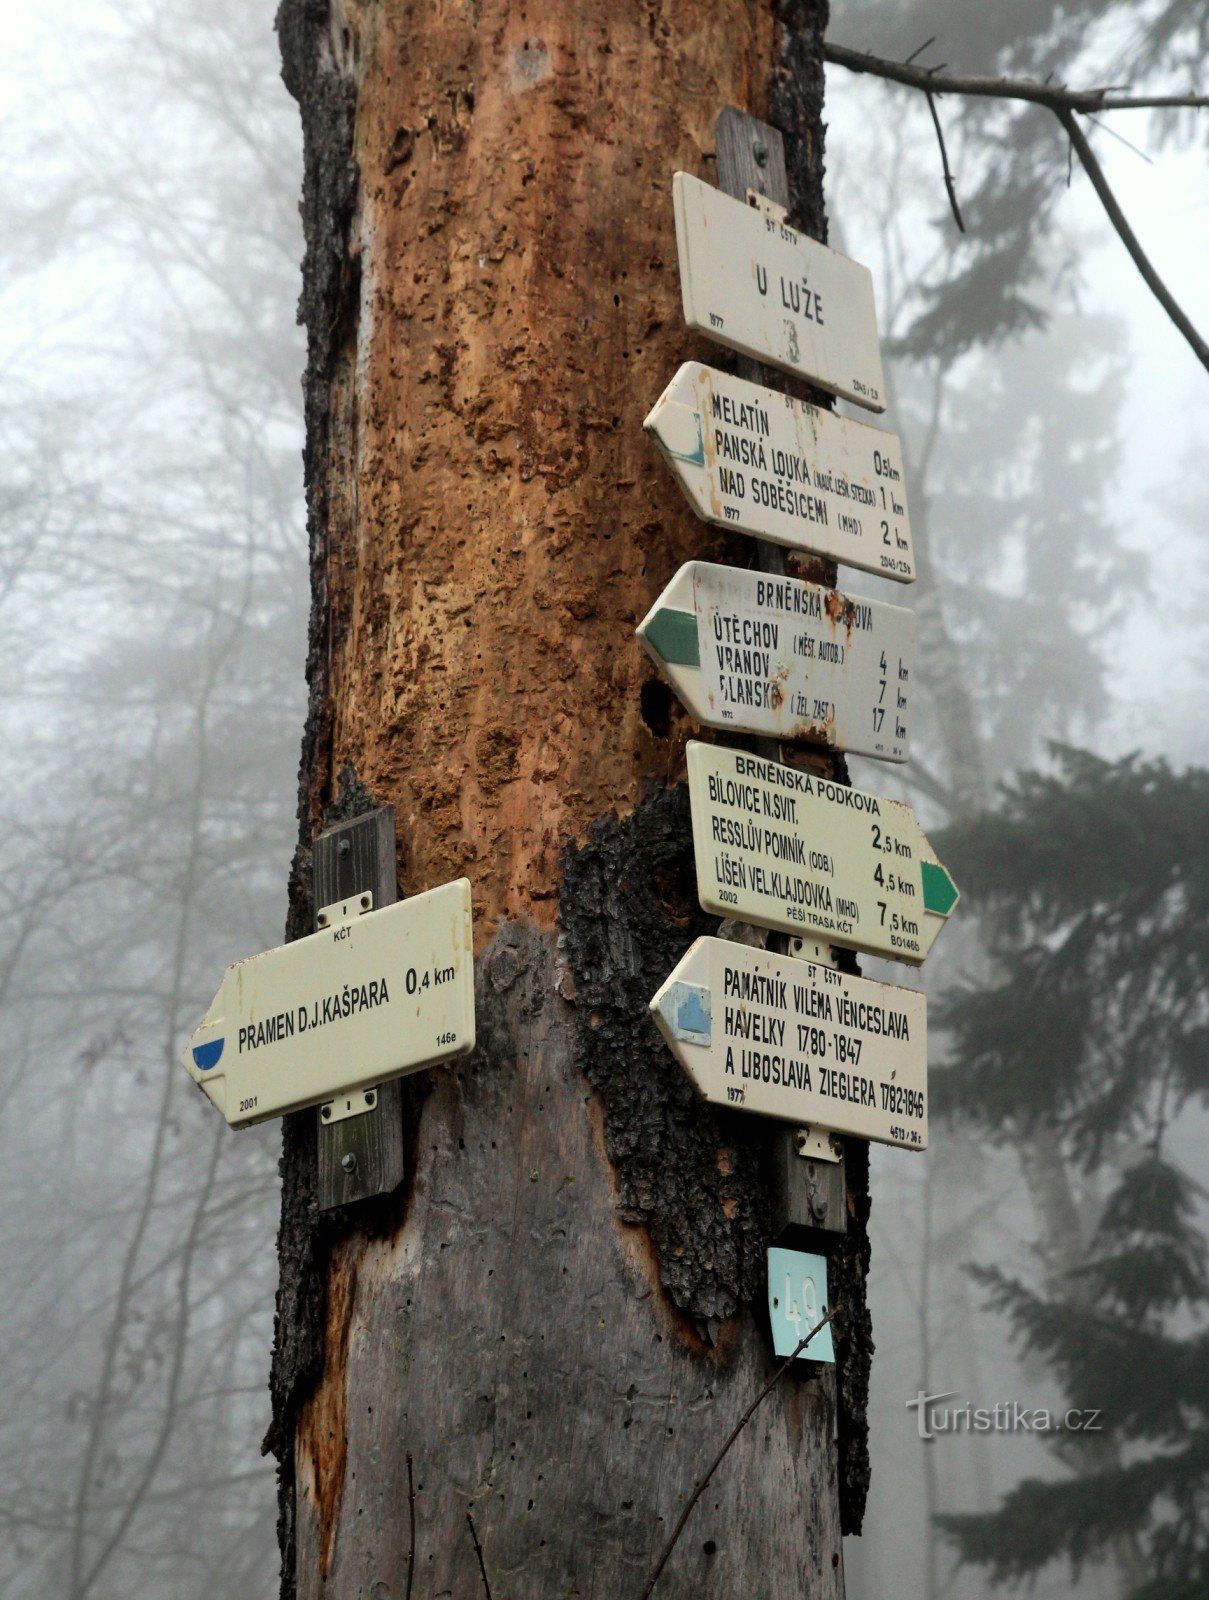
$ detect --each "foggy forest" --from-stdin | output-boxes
[0,1,1205,1598]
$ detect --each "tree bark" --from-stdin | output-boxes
[270,3,861,1596]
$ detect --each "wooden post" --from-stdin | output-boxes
[312,807,405,1209]
[715,106,849,1243]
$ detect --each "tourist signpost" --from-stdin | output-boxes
[644,362,913,579]
[183,879,475,1127]
[637,560,914,760]
[650,936,927,1148]
[673,173,886,410]
[686,741,958,963]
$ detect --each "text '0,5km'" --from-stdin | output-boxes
[183,879,476,1126]
[673,173,887,411]
[637,561,914,761]
[650,937,927,1149]
[644,362,913,580]
[687,741,959,963]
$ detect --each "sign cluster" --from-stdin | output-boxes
[645,143,961,1333]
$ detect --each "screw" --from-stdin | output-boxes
[811,1191,829,1221]
[338,837,351,857]
[754,142,768,167]
[341,1152,357,1174]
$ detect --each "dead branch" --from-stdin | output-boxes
[825,43,1209,114]
[925,91,965,232]
[466,1510,492,1600]
[406,1454,416,1600]
[825,41,1209,374]
[639,1311,837,1599]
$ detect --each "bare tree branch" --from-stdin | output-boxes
[406,1454,416,1600]
[825,41,1209,374]
[925,91,965,232]
[1055,105,1209,372]
[639,1311,837,1599]
[466,1511,492,1600]
[824,43,1209,114]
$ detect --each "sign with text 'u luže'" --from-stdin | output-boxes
[637,561,914,760]
[650,936,927,1149]
[644,362,913,580]
[686,741,958,964]
[673,173,886,411]
[184,880,475,1127]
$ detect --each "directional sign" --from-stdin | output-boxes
[644,362,913,579]
[637,561,914,761]
[768,1248,836,1362]
[673,173,886,411]
[686,740,958,963]
[650,936,927,1148]
[183,880,475,1127]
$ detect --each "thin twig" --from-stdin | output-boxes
[639,1311,837,1600]
[405,1454,416,1600]
[825,42,1209,113]
[925,91,965,232]
[1056,106,1209,373]
[904,35,935,67]
[825,40,1209,376]
[466,1511,492,1600]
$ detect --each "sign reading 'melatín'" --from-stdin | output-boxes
[686,741,958,964]
[673,174,887,411]
[644,362,913,580]
[637,561,914,761]
[183,880,475,1126]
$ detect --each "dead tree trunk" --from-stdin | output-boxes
[268,3,869,1595]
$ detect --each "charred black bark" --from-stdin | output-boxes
[276,0,360,847]
[772,0,831,244]
[559,785,771,1329]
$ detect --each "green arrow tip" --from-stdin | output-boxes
[641,608,700,668]
[921,861,959,917]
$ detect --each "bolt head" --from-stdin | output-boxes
[811,1191,829,1221]
[754,143,768,166]
[338,836,351,857]
[341,1152,357,1174]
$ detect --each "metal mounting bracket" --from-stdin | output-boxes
[795,1126,844,1164]
[748,189,788,224]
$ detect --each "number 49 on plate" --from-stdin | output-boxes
[768,1247,836,1363]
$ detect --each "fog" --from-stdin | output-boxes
[0,2,1203,1596]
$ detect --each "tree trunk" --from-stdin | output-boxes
[268,4,865,1596]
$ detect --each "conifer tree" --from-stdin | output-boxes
[933,748,1209,1596]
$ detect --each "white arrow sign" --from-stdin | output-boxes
[637,561,914,761]
[673,174,886,411]
[650,937,927,1149]
[687,741,958,964]
[644,362,913,580]
[183,879,475,1127]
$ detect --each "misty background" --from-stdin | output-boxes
[0,1,1203,1597]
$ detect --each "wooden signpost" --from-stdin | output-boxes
[650,936,927,1148]
[687,740,958,963]
[673,171,887,410]
[637,559,914,759]
[644,362,913,579]
[183,878,475,1127]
